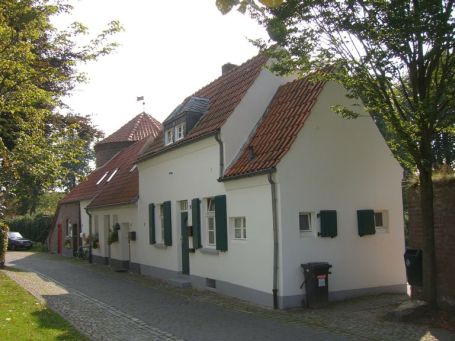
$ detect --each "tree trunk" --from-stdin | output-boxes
[418,167,437,307]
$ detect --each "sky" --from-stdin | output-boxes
[55,0,268,137]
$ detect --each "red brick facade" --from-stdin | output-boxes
[408,179,455,310]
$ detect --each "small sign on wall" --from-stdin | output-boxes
[317,274,326,287]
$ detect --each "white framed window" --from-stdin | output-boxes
[174,123,185,141]
[206,198,216,246]
[374,210,389,232]
[231,217,246,240]
[299,212,313,235]
[165,129,174,145]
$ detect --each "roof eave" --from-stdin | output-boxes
[86,196,139,210]
[219,167,276,182]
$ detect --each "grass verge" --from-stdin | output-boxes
[0,271,88,341]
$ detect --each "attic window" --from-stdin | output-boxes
[106,168,118,182]
[96,171,109,185]
[129,164,137,173]
[175,123,185,141]
[165,129,174,145]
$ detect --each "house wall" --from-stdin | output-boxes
[51,202,80,257]
[408,179,455,310]
[221,69,285,168]
[80,200,91,240]
[90,204,137,267]
[276,82,406,307]
[137,137,275,306]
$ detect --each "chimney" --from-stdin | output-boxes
[222,63,237,75]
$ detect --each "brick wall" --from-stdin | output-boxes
[408,178,455,310]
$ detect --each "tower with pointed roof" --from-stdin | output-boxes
[94,112,162,168]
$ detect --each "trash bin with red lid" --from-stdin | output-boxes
[301,262,332,308]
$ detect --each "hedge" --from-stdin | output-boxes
[6,214,52,243]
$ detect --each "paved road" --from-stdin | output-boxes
[3,252,453,341]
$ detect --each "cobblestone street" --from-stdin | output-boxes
[3,252,453,341]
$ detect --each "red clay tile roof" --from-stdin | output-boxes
[139,53,268,160]
[223,77,326,179]
[97,112,162,145]
[60,138,147,207]
[87,139,147,209]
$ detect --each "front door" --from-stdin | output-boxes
[181,212,189,275]
[72,223,78,256]
[57,224,62,254]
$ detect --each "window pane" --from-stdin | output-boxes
[208,198,215,212]
[299,213,310,231]
[180,200,188,211]
[234,217,241,228]
[208,217,214,230]
[242,228,247,239]
[374,212,383,227]
[235,228,241,239]
[209,231,215,244]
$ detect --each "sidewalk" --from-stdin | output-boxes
[3,251,453,341]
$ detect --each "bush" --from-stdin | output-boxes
[6,214,52,243]
[0,221,9,267]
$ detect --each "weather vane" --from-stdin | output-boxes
[136,96,145,112]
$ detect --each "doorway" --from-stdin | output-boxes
[181,212,190,275]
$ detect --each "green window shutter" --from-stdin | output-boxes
[357,209,375,236]
[215,195,228,252]
[149,203,156,244]
[319,210,337,238]
[192,198,202,249]
[163,201,172,246]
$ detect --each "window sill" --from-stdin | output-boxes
[153,243,167,249]
[375,227,389,234]
[200,248,219,255]
[300,231,315,238]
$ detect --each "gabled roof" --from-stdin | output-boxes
[96,112,162,145]
[60,138,147,206]
[139,53,268,160]
[60,112,160,206]
[223,77,326,180]
[87,139,147,209]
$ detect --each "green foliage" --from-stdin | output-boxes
[0,0,117,216]
[0,220,9,264]
[6,214,52,243]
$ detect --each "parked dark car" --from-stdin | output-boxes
[7,232,33,250]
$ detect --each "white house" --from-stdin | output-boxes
[129,54,406,308]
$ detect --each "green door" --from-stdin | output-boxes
[181,212,190,275]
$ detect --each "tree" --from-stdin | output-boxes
[218,0,455,307]
[0,0,120,216]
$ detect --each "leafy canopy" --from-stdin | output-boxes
[219,0,455,172]
[0,0,120,216]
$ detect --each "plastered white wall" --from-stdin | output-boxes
[90,205,137,261]
[222,69,285,168]
[79,200,91,238]
[276,81,406,297]
[137,138,275,294]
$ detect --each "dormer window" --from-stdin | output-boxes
[162,96,209,146]
[175,123,185,141]
[165,129,174,145]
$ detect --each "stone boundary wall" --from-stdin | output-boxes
[408,178,455,310]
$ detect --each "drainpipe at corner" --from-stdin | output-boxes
[214,131,224,179]
[84,207,93,264]
[268,171,279,309]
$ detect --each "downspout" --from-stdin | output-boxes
[214,131,224,179]
[84,207,93,264]
[268,172,279,309]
